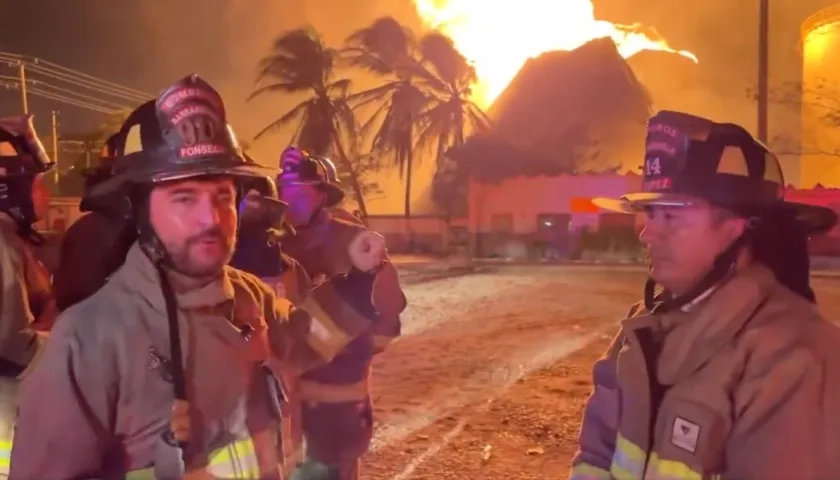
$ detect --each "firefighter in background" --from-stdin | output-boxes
[231,161,310,305]
[0,115,56,478]
[9,75,373,479]
[278,146,407,480]
[572,111,840,479]
[229,169,312,474]
[52,135,137,311]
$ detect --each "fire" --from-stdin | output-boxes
[413,0,698,108]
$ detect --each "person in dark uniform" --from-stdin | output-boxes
[52,136,136,312]
[229,166,313,475]
[278,146,406,480]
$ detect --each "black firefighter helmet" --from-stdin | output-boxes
[85,74,278,215]
[0,115,55,238]
[278,146,345,207]
[594,110,838,308]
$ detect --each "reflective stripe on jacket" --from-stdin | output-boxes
[118,437,260,479]
[571,264,840,479]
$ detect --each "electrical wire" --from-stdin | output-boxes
[0,79,120,114]
[0,75,131,111]
[0,52,152,101]
[16,62,149,103]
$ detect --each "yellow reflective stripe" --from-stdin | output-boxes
[570,462,611,479]
[609,434,720,480]
[646,453,719,480]
[125,467,155,479]
[610,434,645,479]
[0,439,10,471]
[207,437,261,479]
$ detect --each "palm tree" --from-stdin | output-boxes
[414,32,491,165]
[413,33,492,216]
[250,28,372,215]
[342,17,438,220]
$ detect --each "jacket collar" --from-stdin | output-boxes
[112,243,236,315]
[623,263,780,385]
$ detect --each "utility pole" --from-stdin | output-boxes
[757,0,769,143]
[18,63,28,114]
[51,110,59,185]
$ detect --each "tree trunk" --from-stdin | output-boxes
[332,137,370,225]
[404,147,413,251]
[404,148,413,219]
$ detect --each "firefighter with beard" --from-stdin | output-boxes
[571,111,840,480]
[52,135,137,311]
[9,75,374,479]
[278,146,407,480]
[0,115,55,477]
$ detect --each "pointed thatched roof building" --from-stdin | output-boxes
[446,37,653,182]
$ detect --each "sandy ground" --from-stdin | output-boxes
[361,266,840,479]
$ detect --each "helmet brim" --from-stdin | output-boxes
[593,192,838,234]
[322,183,345,207]
[86,160,280,204]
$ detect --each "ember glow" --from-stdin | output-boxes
[413,0,698,108]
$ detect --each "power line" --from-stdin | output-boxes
[0,79,119,114]
[0,52,152,114]
[0,75,130,111]
[0,52,152,100]
[16,64,148,103]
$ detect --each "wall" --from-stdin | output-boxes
[468,174,641,232]
[467,173,642,258]
[365,215,451,254]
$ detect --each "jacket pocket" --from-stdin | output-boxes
[652,397,729,477]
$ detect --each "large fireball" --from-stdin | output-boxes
[413,0,698,108]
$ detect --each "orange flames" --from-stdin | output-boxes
[413,0,698,108]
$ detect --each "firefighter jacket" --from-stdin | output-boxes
[53,212,135,312]
[0,213,45,374]
[283,211,406,398]
[230,224,311,305]
[8,242,372,479]
[570,263,840,479]
[282,210,405,461]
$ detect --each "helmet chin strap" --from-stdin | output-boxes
[644,223,757,313]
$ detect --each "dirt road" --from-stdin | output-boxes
[363,266,840,479]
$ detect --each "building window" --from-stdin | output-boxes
[490,213,513,233]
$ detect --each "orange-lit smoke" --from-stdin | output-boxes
[413,0,698,108]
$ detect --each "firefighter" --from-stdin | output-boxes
[230,170,312,475]
[231,163,310,305]
[0,115,55,478]
[52,135,136,311]
[278,146,407,480]
[9,75,374,479]
[572,110,840,479]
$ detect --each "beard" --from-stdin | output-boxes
[166,226,235,278]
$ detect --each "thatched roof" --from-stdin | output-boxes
[449,37,652,180]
